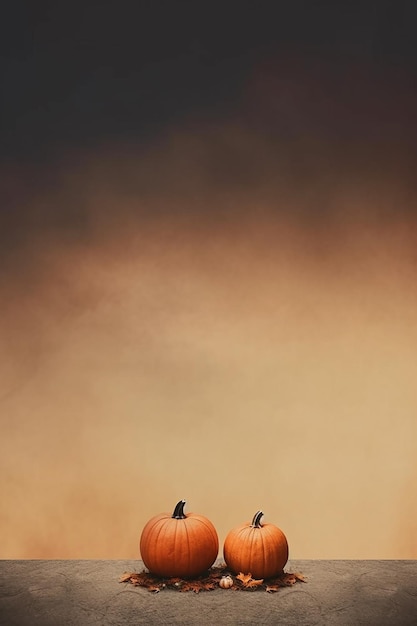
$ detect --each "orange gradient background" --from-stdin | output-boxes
[1,61,417,560]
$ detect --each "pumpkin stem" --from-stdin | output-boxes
[251,510,264,528]
[172,500,187,519]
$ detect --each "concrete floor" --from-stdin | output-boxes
[1,560,416,625]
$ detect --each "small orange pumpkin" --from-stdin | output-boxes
[223,510,288,579]
[139,500,219,578]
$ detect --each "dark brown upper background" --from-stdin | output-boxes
[1,1,417,249]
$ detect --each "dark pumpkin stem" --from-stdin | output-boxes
[172,500,187,519]
[251,510,264,528]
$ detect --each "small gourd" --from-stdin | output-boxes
[219,575,234,589]
[223,510,288,579]
[140,500,219,578]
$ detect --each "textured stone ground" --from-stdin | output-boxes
[1,560,416,625]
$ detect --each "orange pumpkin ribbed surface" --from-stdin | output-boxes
[223,510,288,579]
[140,500,219,578]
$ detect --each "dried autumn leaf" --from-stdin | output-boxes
[236,572,263,588]
[236,572,253,585]
[201,581,217,591]
[294,572,307,582]
[119,573,134,583]
[245,577,264,588]
[125,572,160,587]
[266,585,280,593]
[284,574,297,585]
[181,581,205,593]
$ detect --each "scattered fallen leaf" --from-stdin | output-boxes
[118,566,306,592]
[181,580,216,593]
[119,572,134,583]
[236,572,253,585]
[285,574,298,585]
[245,578,264,588]
[282,573,307,585]
[236,572,264,588]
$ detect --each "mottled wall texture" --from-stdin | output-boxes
[1,59,416,559]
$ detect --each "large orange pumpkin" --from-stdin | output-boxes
[139,500,219,578]
[223,510,288,579]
